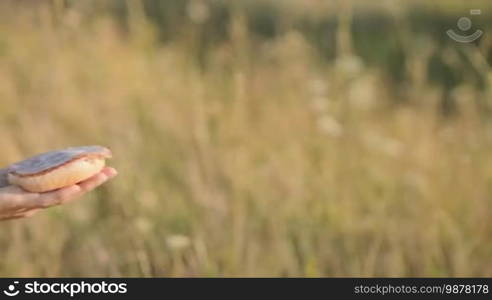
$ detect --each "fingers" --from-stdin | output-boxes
[0,185,39,197]
[0,167,117,212]
[0,185,41,209]
[11,208,41,219]
[0,208,41,221]
[35,167,117,208]
[37,184,82,208]
[0,183,79,210]
[77,167,117,193]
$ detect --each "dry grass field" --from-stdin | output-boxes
[0,0,492,276]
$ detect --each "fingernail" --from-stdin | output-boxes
[110,168,118,177]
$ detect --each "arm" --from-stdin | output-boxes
[0,167,117,221]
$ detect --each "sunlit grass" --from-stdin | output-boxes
[0,2,491,277]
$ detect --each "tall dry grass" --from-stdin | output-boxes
[0,2,492,276]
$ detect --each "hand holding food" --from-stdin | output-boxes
[7,146,112,193]
[0,146,117,221]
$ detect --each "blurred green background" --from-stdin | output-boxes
[0,0,492,277]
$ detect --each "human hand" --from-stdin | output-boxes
[0,167,117,221]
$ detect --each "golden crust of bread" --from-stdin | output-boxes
[7,146,112,193]
[8,156,107,193]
